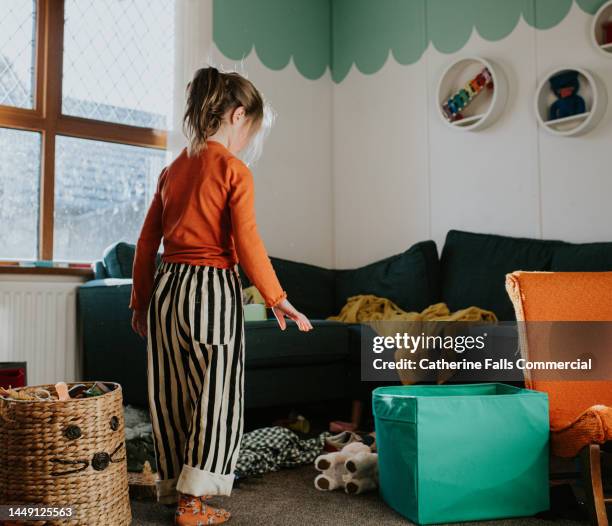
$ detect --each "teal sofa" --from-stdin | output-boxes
[78,230,612,409]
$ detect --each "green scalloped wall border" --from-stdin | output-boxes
[213,0,331,80]
[213,0,608,83]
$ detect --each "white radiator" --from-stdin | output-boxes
[0,274,86,386]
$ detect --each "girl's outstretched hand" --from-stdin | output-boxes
[272,299,313,332]
[131,309,148,339]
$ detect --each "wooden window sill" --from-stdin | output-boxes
[0,266,93,278]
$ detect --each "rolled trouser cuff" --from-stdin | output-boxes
[177,464,235,497]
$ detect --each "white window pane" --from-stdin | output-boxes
[54,136,166,262]
[62,0,175,129]
[0,127,40,259]
[0,0,36,108]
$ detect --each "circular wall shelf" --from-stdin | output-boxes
[534,67,607,137]
[436,56,508,132]
[591,0,612,57]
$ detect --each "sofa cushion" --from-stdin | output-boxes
[103,242,163,279]
[240,257,336,319]
[245,320,348,368]
[440,230,564,320]
[551,242,612,271]
[334,241,440,315]
[103,242,136,278]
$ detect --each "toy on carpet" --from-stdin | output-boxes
[441,67,493,122]
[548,70,586,121]
[314,442,378,495]
[324,430,376,452]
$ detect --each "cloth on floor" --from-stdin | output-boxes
[124,409,326,478]
[330,296,497,384]
[125,405,157,473]
[235,426,328,478]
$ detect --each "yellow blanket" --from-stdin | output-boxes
[328,295,497,323]
[329,295,497,384]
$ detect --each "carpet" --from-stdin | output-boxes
[130,465,588,526]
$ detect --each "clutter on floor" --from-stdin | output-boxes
[128,461,157,501]
[329,420,356,432]
[235,426,327,479]
[314,441,378,495]
[273,410,311,434]
[124,405,157,473]
[0,381,131,525]
[373,383,550,524]
[123,409,329,482]
[324,430,376,452]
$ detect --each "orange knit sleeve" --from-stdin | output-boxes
[130,168,166,311]
[228,159,286,307]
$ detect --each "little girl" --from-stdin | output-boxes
[130,67,312,525]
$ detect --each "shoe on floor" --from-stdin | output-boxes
[175,493,231,525]
[324,431,361,451]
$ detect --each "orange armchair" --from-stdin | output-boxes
[506,271,612,525]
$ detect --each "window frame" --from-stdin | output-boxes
[0,0,167,261]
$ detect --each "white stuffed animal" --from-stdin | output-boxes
[314,442,378,494]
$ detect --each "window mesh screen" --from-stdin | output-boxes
[62,0,175,129]
[0,0,36,108]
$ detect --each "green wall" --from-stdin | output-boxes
[213,0,330,80]
[213,0,608,82]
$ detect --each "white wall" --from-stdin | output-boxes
[210,50,334,268]
[333,4,612,267]
[174,0,334,268]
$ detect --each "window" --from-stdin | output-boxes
[54,136,165,261]
[0,128,41,259]
[0,1,36,108]
[0,0,174,262]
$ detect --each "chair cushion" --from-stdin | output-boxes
[506,271,612,435]
[245,320,348,368]
[551,404,612,457]
[441,230,564,320]
[334,241,440,315]
[551,241,612,271]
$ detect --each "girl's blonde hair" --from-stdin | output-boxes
[183,67,265,157]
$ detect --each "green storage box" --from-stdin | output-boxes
[373,383,549,524]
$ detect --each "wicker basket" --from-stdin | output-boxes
[0,382,131,526]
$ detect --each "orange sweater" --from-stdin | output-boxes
[130,141,286,311]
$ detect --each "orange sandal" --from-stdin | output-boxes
[175,493,231,525]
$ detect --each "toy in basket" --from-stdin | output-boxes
[0,381,131,526]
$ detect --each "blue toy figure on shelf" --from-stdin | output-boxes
[548,71,586,121]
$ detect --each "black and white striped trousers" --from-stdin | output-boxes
[147,262,244,502]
